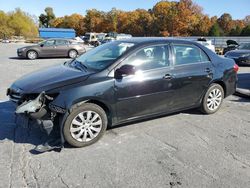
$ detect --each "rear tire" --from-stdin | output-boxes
[27,50,38,60]
[63,103,107,147]
[200,83,224,114]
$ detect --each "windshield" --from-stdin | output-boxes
[76,41,135,70]
[238,43,250,50]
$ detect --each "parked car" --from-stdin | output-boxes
[83,33,105,47]
[224,43,250,65]
[8,38,238,148]
[223,40,239,55]
[17,38,86,60]
[196,38,215,52]
[2,39,10,43]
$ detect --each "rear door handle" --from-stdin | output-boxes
[163,74,173,80]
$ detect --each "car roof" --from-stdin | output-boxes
[44,38,74,41]
[118,37,196,45]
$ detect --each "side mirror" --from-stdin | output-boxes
[115,64,136,79]
[40,44,44,47]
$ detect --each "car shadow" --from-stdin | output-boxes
[0,101,48,150]
[230,97,250,103]
[109,108,203,130]
[9,57,27,60]
[0,100,204,151]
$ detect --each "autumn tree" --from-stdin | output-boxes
[217,13,234,35]
[229,20,245,36]
[84,9,107,32]
[244,15,250,25]
[39,7,56,28]
[106,8,119,32]
[8,8,38,37]
[116,9,153,36]
[52,14,85,35]
[191,15,212,36]
[230,26,242,36]
[241,25,250,36]
[176,0,203,36]
[152,0,203,36]
[152,1,178,36]
[0,11,14,38]
[209,23,223,36]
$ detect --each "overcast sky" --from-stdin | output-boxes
[0,0,249,19]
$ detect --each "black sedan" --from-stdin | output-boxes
[7,38,238,149]
[225,43,250,65]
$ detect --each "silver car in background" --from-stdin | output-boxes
[17,38,86,60]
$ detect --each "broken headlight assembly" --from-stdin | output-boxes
[15,92,61,120]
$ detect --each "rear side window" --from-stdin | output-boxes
[122,45,170,71]
[56,40,68,46]
[173,44,210,65]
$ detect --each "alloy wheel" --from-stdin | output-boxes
[69,50,77,58]
[27,51,37,59]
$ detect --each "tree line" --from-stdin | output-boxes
[41,0,250,37]
[1,0,250,39]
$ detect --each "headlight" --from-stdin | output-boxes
[240,53,250,57]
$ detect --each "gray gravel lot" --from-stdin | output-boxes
[0,43,250,188]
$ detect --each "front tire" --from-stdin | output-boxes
[63,103,107,147]
[27,50,38,60]
[200,83,224,114]
[68,50,78,59]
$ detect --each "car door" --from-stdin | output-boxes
[169,43,213,110]
[40,40,57,57]
[55,39,69,56]
[114,44,175,122]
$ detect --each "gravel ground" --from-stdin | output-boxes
[0,43,250,188]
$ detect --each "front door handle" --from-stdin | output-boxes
[205,68,212,73]
[163,74,173,80]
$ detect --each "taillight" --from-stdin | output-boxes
[233,64,239,72]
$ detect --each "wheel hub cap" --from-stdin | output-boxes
[70,111,102,142]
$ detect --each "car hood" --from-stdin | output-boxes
[18,45,38,50]
[226,50,250,57]
[11,63,94,93]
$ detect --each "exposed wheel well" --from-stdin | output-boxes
[68,49,78,54]
[71,99,112,126]
[212,81,226,97]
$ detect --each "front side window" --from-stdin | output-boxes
[43,40,55,47]
[122,45,170,71]
[173,44,210,65]
[76,41,135,70]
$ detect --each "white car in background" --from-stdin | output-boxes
[196,39,215,52]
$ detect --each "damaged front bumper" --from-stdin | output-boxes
[12,91,68,149]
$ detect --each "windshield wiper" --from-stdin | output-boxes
[71,60,88,71]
